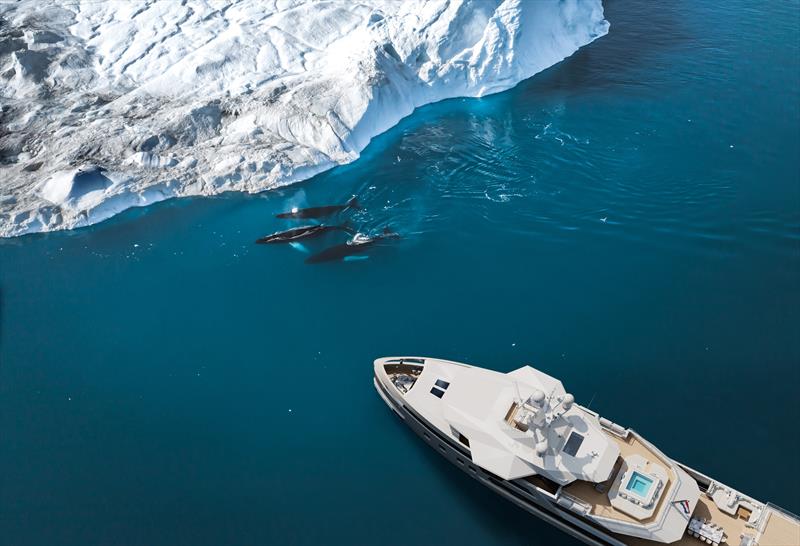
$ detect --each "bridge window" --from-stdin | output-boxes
[430,387,445,398]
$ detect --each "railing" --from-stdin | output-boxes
[598,417,629,438]
[767,502,800,524]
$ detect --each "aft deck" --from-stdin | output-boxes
[562,429,676,525]
[622,495,748,546]
[758,508,800,546]
[621,500,800,545]
[563,420,800,545]
[562,420,800,546]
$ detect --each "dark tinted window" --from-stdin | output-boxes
[562,432,584,457]
[430,387,445,398]
[435,379,450,390]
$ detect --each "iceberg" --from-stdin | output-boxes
[0,0,608,237]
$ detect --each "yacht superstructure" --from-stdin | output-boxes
[373,357,800,546]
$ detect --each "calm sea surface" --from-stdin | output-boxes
[1,1,799,544]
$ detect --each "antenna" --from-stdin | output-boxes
[513,380,523,404]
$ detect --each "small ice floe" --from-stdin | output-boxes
[512,343,516,347]
[600,217,608,223]
[288,408,293,413]
[133,243,139,248]
[729,145,735,149]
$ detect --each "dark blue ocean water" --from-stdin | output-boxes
[1,1,799,545]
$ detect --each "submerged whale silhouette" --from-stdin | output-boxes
[276,196,360,219]
[255,224,352,244]
[305,228,400,264]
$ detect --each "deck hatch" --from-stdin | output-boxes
[562,432,584,457]
[435,379,450,390]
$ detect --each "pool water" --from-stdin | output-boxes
[1,1,799,545]
[626,472,655,497]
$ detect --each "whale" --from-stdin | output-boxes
[276,196,360,219]
[255,224,352,244]
[305,228,399,264]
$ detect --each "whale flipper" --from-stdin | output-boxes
[289,242,310,253]
[345,196,361,210]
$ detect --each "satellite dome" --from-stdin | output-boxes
[531,390,545,403]
[563,393,575,409]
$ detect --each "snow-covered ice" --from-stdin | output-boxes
[0,0,608,237]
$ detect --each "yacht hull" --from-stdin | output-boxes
[374,357,800,546]
[373,375,624,546]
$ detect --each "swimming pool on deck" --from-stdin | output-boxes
[626,471,654,497]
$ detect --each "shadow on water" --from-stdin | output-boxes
[390,413,580,546]
[520,0,693,97]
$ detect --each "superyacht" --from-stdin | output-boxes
[373,357,800,546]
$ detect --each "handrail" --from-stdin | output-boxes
[766,502,800,523]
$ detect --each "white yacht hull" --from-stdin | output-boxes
[373,375,624,546]
[373,356,800,546]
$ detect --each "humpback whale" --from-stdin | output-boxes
[255,224,352,244]
[305,228,399,264]
[276,196,360,219]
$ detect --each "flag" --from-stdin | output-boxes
[674,499,692,517]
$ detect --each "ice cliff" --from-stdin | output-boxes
[0,0,608,236]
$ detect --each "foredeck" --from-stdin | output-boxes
[563,429,676,525]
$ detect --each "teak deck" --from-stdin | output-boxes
[563,424,800,545]
[563,430,675,525]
